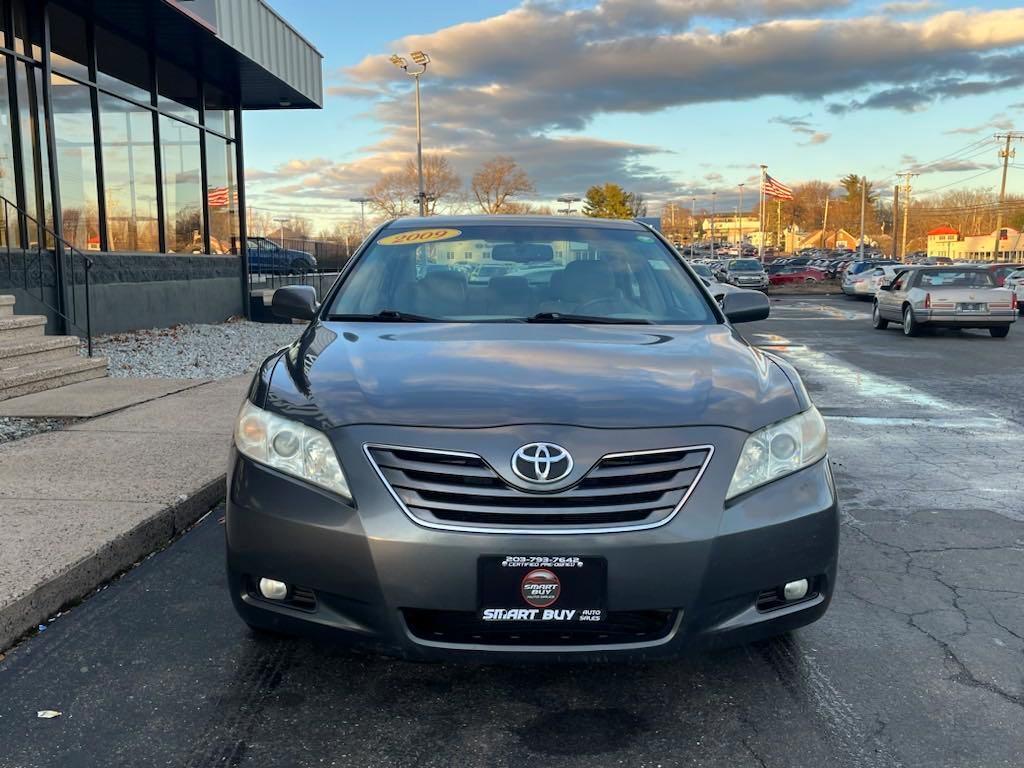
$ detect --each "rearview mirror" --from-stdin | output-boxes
[272,285,318,321]
[721,290,770,323]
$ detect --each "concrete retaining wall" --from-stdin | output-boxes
[0,252,243,334]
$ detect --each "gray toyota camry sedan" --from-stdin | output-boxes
[226,216,838,661]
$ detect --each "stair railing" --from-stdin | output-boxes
[0,195,93,356]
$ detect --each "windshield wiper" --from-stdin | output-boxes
[327,309,438,322]
[524,312,653,325]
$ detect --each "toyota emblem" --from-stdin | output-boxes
[511,442,573,484]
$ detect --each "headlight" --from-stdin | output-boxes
[726,407,827,500]
[234,400,352,501]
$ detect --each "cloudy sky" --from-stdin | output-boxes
[244,0,1024,226]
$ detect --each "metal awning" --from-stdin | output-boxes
[69,0,323,109]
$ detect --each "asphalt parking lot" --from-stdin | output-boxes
[1,295,1021,768]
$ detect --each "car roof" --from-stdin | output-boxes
[382,215,647,231]
[914,265,989,272]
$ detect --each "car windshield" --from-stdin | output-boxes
[691,264,713,278]
[328,224,718,324]
[918,270,996,287]
[729,259,761,271]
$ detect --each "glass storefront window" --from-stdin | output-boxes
[97,27,152,104]
[205,134,238,254]
[99,93,158,252]
[12,0,41,60]
[159,115,203,253]
[0,57,16,246]
[48,4,89,81]
[157,60,199,123]
[50,74,99,250]
[17,61,52,245]
[203,83,234,138]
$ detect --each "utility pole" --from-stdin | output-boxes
[896,172,918,262]
[991,132,1023,262]
[891,184,900,259]
[858,175,867,259]
[821,195,830,249]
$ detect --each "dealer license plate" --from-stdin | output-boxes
[478,555,606,623]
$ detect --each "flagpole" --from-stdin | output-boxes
[758,165,767,263]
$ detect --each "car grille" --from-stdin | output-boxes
[403,608,678,647]
[365,444,713,533]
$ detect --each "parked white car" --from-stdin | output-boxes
[1005,268,1024,309]
[873,266,1017,337]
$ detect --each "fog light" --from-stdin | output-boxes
[783,579,809,601]
[258,577,288,600]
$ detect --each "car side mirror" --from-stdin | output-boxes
[721,290,770,323]
[879,283,893,291]
[272,285,318,321]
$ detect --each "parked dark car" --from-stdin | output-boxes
[226,216,838,661]
[248,236,318,274]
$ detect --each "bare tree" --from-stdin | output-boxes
[471,156,536,214]
[367,153,462,217]
[415,154,462,215]
[367,172,414,218]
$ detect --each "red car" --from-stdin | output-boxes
[769,266,829,285]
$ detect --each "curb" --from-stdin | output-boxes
[0,476,226,652]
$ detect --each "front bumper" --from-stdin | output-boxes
[225,426,839,661]
[730,277,769,288]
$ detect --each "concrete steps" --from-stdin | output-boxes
[0,336,81,370]
[0,295,108,402]
[0,314,47,341]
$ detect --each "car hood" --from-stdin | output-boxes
[264,322,802,432]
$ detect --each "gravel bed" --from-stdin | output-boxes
[89,319,304,379]
[0,416,74,445]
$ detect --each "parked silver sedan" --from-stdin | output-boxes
[872,266,1017,338]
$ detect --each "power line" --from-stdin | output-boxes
[914,166,999,195]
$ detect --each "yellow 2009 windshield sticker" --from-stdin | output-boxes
[377,228,461,246]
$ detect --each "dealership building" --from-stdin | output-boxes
[0,0,321,332]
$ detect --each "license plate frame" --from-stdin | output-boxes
[957,302,987,312]
[478,555,607,624]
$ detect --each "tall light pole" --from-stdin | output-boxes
[858,176,866,260]
[273,216,290,248]
[557,195,581,215]
[737,183,745,250]
[710,191,717,258]
[390,51,430,216]
[349,197,370,238]
[690,196,696,259]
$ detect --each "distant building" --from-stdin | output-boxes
[926,226,960,260]
[702,215,760,244]
[958,228,1024,262]
[926,226,1024,262]
[792,229,863,251]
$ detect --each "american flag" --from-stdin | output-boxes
[207,187,233,208]
[763,174,794,201]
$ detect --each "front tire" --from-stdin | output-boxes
[872,302,889,329]
[990,325,1010,338]
[902,306,920,337]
